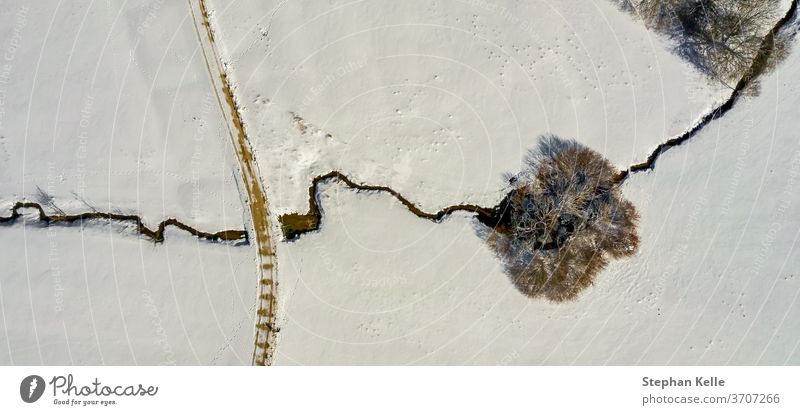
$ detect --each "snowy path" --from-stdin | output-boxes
[190,0,279,366]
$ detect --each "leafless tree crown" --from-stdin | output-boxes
[617,0,787,88]
[489,135,639,302]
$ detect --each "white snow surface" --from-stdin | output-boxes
[206,0,728,216]
[0,220,256,365]
[0,0,797,366]
[0,1,259,365]
[272,40,800,364]
[0,1,245,231]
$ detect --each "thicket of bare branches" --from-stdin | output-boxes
[617,0,788,88]
[488,136,639,302]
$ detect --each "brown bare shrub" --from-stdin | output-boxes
[488,135,639,302]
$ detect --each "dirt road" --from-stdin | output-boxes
[189,0,278,366]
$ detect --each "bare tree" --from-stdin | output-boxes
[619,0,788,88]
[488,135,639,302]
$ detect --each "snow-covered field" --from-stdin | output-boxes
[1,0,798,366]
[206,0,728,215]
[0,221,256,365]
[201,0,799,364]
[273,43,800,364]
[0,0,258,365]
[0,0,245,231]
